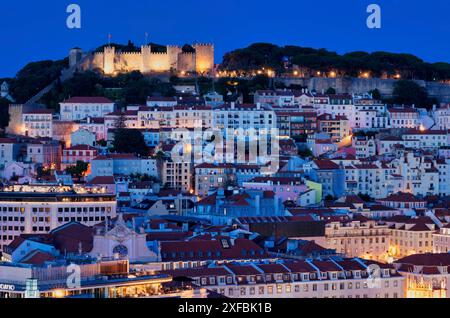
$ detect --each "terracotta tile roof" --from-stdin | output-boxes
[160,238,268,262]
[162,267,231,278]
[50,222,94,253]
[20,250,56,265]
[283,261,316,273]
[146,231,192,242]
[87,176,116,185]
[314,160,340,170]
[226,264,260,276]
[311,260,342,272]
[258,263,289,274]
[396,253,450,267]
[379,192,425,203]
[0,138,17,144]
[65,144,98,151]
[23,109,54,115]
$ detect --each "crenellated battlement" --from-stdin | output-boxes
[118,52,142,55]
[78,42,214,75]
[193,43,214,47]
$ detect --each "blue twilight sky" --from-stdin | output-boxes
[0,0,449,77]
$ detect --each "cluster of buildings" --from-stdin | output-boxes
[1,84,450,298]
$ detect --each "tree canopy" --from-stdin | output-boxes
[8,59,68,103]
[112,128,149,157]
[40,70,176,111]
[392,80,438,108]
[220,43,450,81]
[65,161,89,179]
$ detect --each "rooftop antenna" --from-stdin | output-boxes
[108,34,112,46]
[145,32,149,45]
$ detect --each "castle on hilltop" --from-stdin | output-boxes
[71,43,214,76]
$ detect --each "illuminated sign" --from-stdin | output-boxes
[0,284,15,291]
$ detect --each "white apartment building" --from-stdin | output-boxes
[22,109,53,138]
[146,96,178,107]
[212,103,276,133]
[352,136,377,159]
[433,224,450,253]
[402,129,447,149]
[137,105,213,130]
[164,259,404,298]
[0,184,117,251]
[354,101,389,129]
[60,96,115,121]
[388,108,419,129]
[434,104,450,130]
[324,219,390,261]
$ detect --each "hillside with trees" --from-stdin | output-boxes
[220,43,450,82]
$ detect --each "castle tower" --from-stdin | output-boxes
[103,46,116,75]
[167,45,182,71]
[141,45,152,73]
[193,44,214,75]
[69,47,83,68]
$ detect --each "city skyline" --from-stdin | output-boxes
[1,0,450,77]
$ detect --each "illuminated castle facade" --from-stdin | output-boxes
[74,43,214,75]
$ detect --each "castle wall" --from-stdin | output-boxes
[117,53,142,73]
[77,43,214,75]
[278,77,450,103]
[6,104,25,135]
[167,46,182,71]
[147,52,170,73]
[177,53,195,73]
[103,47,115,75]
[194,44,214,74]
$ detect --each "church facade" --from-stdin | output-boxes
[89,214,158,263]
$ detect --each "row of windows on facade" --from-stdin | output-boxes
[0,206,113,213]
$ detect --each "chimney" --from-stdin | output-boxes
[230,102,235,110]
[256,103,261,110]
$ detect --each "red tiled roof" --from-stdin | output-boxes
[388,107,419,113]
[379,192,425,203]
[283,261,316,273]
[258,263,289,274]
[396,253,450,267]
[314,160,340,170]
[160,238,268,262]
[162,267,231,278]
[20,250,56,265]
[88,176,116,185]
[23,109,54,115]
[311,260,342,272]
[226,265,260,276]
[65,144,98,151]
[146,231,193,242]
[0,138,17,144]
[50,222,94,253]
